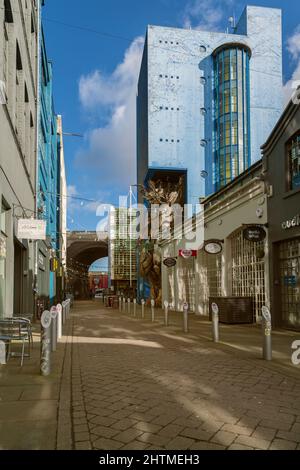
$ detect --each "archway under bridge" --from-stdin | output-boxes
[67,231,108,300]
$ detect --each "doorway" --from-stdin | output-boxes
[14,239,24,315]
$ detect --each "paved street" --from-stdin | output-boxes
[1,301,300,450]
[67,302,300,450]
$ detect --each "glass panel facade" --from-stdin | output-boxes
[214,46,251,190]
[287,132,300,190]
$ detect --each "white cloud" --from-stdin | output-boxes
[283,25,300,105]
[76,37,144,193]
[182,0,236,31]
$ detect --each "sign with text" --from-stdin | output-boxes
[204,240,223,255]
[179,249,197,259]
[163,257,177,268]
[243,226,266,243]
[17,219,46,241]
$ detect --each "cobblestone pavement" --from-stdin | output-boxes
[65,302,300,451]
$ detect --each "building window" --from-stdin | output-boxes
[213,45,251,190]
[4,0,14,23]
[287,131,300,190]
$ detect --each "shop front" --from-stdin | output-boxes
[161,161,269,321]
[262,99,300,330]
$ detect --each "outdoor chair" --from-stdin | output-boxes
[0,319,31,366]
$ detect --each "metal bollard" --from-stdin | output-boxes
[0,340,6,365]
[128,298,131,314]
[57,304,62,340]
[62,301,66,325]
[183,303,189,333]
[119,297,122,312]
[151,299,155,322]
[262,306,272,361]
[211,303,219,343]
[164,300,169,327]
[141,299,145,319]
[123,298,126,313]
[40,310,52,376]
[50,306,58,352]
[133,299,137,317]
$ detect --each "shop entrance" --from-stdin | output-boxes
[279,238,300,329]
[13,239,24,315]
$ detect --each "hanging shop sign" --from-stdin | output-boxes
[17,219,46,241]
[0,234,6,259]
[282,214,300,230]
[204,240,223,255]
[163,257,177,268]
[179,249,197,259]
[243,226,266,243]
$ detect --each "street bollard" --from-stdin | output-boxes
[56,304,62,340]
[262,306,272,361]
[50,306,58,352]
[164,300,169,327]
[62,301,66,325]
[40,310,52,376]
[0,340,6,365]
[151,299,155,322]
[211,303,219,343]
[141,299,145,319]
[128,298,131,315]
[123,298,126,313]
[183,302,189,333]
[133,299,137,317]
[119,297,122,312]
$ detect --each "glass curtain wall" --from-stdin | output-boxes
[214,45,251,190]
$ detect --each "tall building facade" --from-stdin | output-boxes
[137,6,283,203]
[0,0,39,317]
[36,20,61,307]
[109,208,137,294]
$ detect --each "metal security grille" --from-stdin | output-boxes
[178,258,196,312]
[231,231,266,320]
[198,252,222,315]
[279,238,300,329]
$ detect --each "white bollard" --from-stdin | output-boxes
[40,310,52,376]
[56,304,62,340]
[119,297,122,312]
[141,299,145,319]
[262,306,272,361]
[50,306,58,352]
[211,303,219,343]
[133,299,137,317]
[128,298,131,314]
[183,302,189,333]
[0,340,6,365]
[123,298,126,313]
[164,300,169,327]
[151,299,155,322]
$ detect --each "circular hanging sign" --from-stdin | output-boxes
[204,241,223,255]
[243,226,266,243]
[163,257,177,268]
[179,250,197,259]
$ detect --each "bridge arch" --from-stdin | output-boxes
[67,232,108,299]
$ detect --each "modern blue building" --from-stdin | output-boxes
[36,5,60,307]
[137,5,283,204]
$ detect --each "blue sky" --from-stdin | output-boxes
[43,0,300,243]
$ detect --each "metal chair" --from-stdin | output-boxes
[0,319,30,366]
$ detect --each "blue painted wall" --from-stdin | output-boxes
[38,18,60,305]
[137,5,283,202]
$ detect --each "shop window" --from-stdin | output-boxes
[287,131,300,190]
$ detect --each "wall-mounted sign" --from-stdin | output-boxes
[163,257,177,268]
[0,234,6,259]
[282,214,300,230]
[243,226,266,243]
[179,250,197,259]
[17,219,46,240]
[204,240,223,255]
